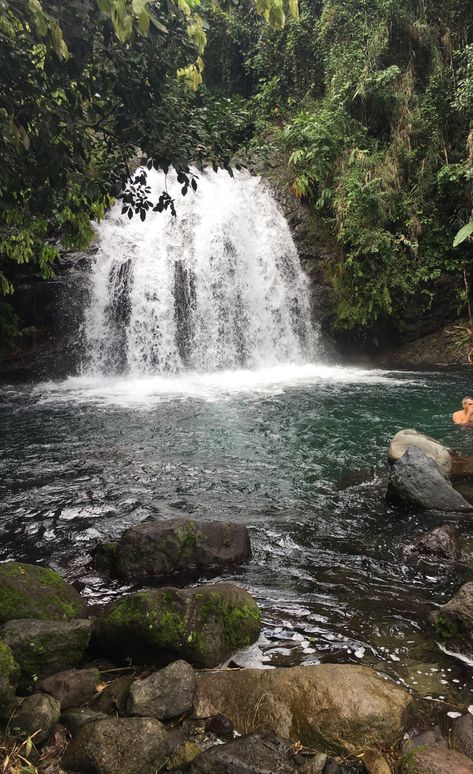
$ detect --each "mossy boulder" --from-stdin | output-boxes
[94,583,260,668]
[193,664,413,755]
[0,562,86,623]
[0,640,19,719]
[97,518,251,582]
[1,618,92,691]
[432,581,473,653]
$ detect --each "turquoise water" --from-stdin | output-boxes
[1,364,473,708]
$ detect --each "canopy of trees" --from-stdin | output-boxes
[1,0,472,343]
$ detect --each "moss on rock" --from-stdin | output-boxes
[0,562,86,622]
[0,640,20,719]
[95,583,260,668]
[1,618,92,691]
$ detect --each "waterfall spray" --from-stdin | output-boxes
[83,168,319,375]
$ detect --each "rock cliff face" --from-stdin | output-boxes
[0,250,93,381]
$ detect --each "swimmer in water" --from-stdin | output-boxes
[452,397,473,425]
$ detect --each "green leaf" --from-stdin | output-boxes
[97,0,114,11]
[138,9,150,35]
[453,223,473,248]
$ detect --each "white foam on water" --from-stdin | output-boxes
[35,364,421,407]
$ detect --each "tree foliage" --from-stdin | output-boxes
[0,0,297,310]
[208,0,473,332]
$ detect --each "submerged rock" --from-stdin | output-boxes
[408,524,461,560]
[190,731,303,773]
[128,659,195,719]
[62,716,170,774]
[95,583,260,668]
[39,667,100,709]
[0,640,19,719]
[193,664,412,754]
[0,562,86,623]
[101,518,251,582]
[1,618,92,690]
[398,745,473,773]
[388,429,452,476]
[432,581,473,649]
[386,447,472,512]
[10,693,60,743]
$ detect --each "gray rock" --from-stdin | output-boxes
[190,732,300,774]
[128,660,195,719]
[62,706,110,736]
[386,447,472,512]
[398,745,473,773]
[193,664,412,754]
[91,673,134,715]
[1,618,92,690]
[95,583,260,668]
[10,693,61,743]
[408,524,461,560]
[432,581,473,650]
[401,725,446,754]
[388,429,452,476]
[39,667,100,709]
[0,562,86,623]
[0,640,19,719]
[452,713,473,759]
[62,717,170,774]
[104,518,251,582]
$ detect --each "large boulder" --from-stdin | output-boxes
[101,519,251,582]
[386,447,472,512]
[10,693,61,743]
[0,640,19,719]
[388,429,452,476]
[62,717,170,774]
[432,581,473,650]
[128,660,196,719]
[1,618,92,690]
[0,562,86,622]
[398,745,473,773]
[38,667,100,709]
[193,664,412,755]
[190,731,308,774]
[95,583,260,668]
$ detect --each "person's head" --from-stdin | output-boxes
[462,397,473,408]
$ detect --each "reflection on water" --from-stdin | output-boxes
[1,364,473,707]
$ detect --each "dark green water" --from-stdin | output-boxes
[1,364,473,710]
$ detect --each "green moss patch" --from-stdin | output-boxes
[0,562,86,622]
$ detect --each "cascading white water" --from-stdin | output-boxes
[82,167,319,375]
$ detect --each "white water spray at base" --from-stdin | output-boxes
[82,168,319,376]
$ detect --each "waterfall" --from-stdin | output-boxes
[82,168,319,375]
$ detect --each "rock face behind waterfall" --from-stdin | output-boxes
[387,447,472,512]
[96,518,251,582]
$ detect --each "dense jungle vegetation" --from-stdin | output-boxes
[1,0,473,346]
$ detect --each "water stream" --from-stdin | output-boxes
[1,169,473,714]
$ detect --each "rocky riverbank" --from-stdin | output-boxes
[2,455,473,774]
